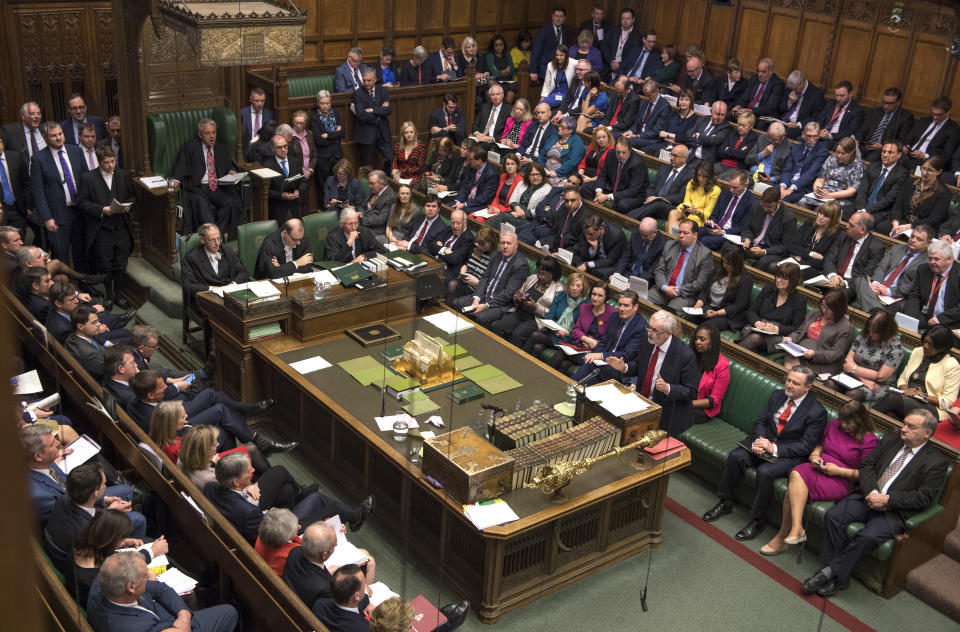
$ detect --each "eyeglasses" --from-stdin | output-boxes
[648,327,669,336]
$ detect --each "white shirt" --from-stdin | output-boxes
[916,121,943,156]
[0,154,13,197]
[83,146,98,170]
[771,391,808,456]
[648,336,672,391]
[283,244,293,263]
[50,148,77,205]
[200,146,215,184]
[100,169,113,191]
[828,235,866,280]
[207,250,221,274]
[877,442,926,495]
[484,105,501,135]
[24,124,46,157]
[614,28,633,62]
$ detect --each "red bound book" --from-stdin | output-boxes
[642,437,687,461]
[410,595,448,632]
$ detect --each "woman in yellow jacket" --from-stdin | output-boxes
[873,326,960,421]
[666,161,721,235]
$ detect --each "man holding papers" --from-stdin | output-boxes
[854,225,930,311]
[182,223,249,306]
[572,290,647,386]
[283,522,375,607]
[605,310,700,436]
[264,134,308,224]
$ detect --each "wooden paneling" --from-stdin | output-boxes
[321,0,354,36]
[735,8,769,70]
[395,0,419,32]
[831,26,873,92]
[703,6,733,67]
[793,17,831,84]
[864,33,910,100]
[449,0,473,29]
[359,0,386,36]
[677,0,709,52]
[766,13,801,74]
[905,41,952,112]
[652,1,681,46]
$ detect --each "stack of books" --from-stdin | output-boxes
[490,404,572,450]
[507,416,622,489]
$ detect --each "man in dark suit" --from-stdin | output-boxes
[822,211,886,302]
[668,55,714,104]
[473,83,510,147]
[77,145,133,308]
[529,6,570,82]
[170,118,242,237]
[87,551,238,632]
[46,280,132,345]
[182,223,249,305]
[453,231,528,325]
[904,239,960,330]
[599,76,641,137]
[19,267,54,322]
[353,69,393,169]
[699,171,754,251]
[31,121,89,267]
[59,95,107,145]
[621,80,671,148]
[255,218,313,279]
[816,80,865,150]
[429,94,466,144]
[802,410,948,596]
[602,8,640,80]
[313,565,373,632]
[854,141,909,227]
[615,217,666,285]
[335,47,367,93]
[65,306,110,381]
[902,96,960,169]
[452,147,498,214]
[607,310,700,437]
[98,115,123,169]
[703,367,827,541]
[572,214,626,278]
[855,226,931,312]
[746,122,792,183]
[649,219,714,310]
[732,58,785,128]
[434,209,474,283]
[551,59,593,122]
[773,122,829,203]
[2,101,45,163]
[548,185,587,252]
[517,173,582,247]
[362,170,395,239]
[398,193,450,255]
[742,186,798,273]
[325,208,384,264]
[628,144,692,220]
[518,102,558,166]
[284,522,375,609]
[241,87,274,147]
[428,37,463,82]
[623,29,660,85]
[0,135,32,234]
[591,136,648,214]
[263,134,308,224]
[572,289,648,386]
[856,87,915,162]
[678,101,727,166]
[778,70,825,138]
[580,4,611,51]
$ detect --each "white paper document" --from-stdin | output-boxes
[609,273,629,291]
[583,383,623,402]
[375,413,419,432]
[538,319,565,332]
[747,326,780,335]
[681,306,704,316]
[110,199,133,214]
[397,177,413,185]
[895,312,920,333]
[61,434,102,473]
[777,258,810,271]
[12,369,43,395]
[628,276,648,300]
[323,515,369,568]
[804,274,830,287]
[878,295,903,305]
[246,280,282,298]
[722,234,743,245]
[437,190,456,199]
[464,500,520,530]
[556,344,586,356]
[139,175,168,189]
[693,104,711,116]
[217,172,246,185]
[472,208,498,219]
[555,248,574,265]
[583,383,649,416]
[777,341,808,357]
[250,167,282,179]
[368,582,400,607]
[157,567,199,595]
[832,373,864,390]
[424,311,476,334]
[289,356,332,375]
[753,181,772,194]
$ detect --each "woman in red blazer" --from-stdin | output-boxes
[689,324,730,423]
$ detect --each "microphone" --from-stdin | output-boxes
[574,367,601,388]
[480,403,505,413]
[282,275,290,295]
[639,588,648,613]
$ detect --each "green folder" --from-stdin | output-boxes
[403,397,440,416]
[387,251,426,267]
[352,367,388,386]
[385,375,419,391]
[462,364,504,383]
[333,262,372,286]
[448,383,485,404]
[338,356,382,374]
[477,374,522,394]
[442,343,469,359]
[452,355,482,371]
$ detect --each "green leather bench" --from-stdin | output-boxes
[302,210,338,262]
[146,106,238,178]
[237,219,278,278]
[287,75,336,99]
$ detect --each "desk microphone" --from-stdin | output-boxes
[574,367,601,388]
[282,275,290,295]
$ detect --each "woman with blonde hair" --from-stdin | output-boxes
[385,184,422,245]
[391,121,426,185]
[148,400,188,462]
[178,424,269,488]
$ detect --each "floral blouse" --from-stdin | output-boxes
[816,155,864,205]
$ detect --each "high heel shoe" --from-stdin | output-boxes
[784,533,807,545]
[760,542,789,556]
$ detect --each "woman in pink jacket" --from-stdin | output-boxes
[689,324,730,424]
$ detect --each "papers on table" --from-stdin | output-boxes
[289,356,332,375]
[583,383,650,416]
[832,373,864,390]
[157,567,199,595]
[693,103,711,116]
[722,233,743,245]
[778,258,810,271]
[753,181,772,194]
[609,273,629,291]
[368,582,400,607]
[804,274,830,287]
[216,172,246,185]
[895,311,920,333]
[463,499,519,530]
[777,340,808,357]
[250,167,282,179]
[555,248,574,265]
[12,369,43,395]
[375,412,418,432]
[681,306,704,316]
[746,326,780,335]
[60,434,101,473]
[423,311,475,334]
[110,199,133,214]
[879,295,903,305]
[139,175,168,189]
[247,280,282,298]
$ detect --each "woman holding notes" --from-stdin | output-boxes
[781,289,852,375]
[822,309,902,403]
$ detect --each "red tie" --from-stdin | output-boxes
[206,146,217,191]
[882,254,913,287]
[610,98,624,126]
[748,82,765,108]
[641,102,653,129]
[667,248,686,286]
[640,347,660,398]
[836,241,856,277]
[613,162,624,193]
[776,400,793,434]
[412,218,430,244]
[446,112,452,127]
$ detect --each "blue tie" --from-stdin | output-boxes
[0,155,14,206]
[868,168,887,206]
[632,242,649,276]
[281,159,288,176]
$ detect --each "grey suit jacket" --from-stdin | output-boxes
[363,186,396,235]
[654,240,713,299]
[65,333,107,381]
[744,137,792,178]
[787,310,852,375]
[873,244,928,299]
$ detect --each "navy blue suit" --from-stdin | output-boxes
[27,466,136,527]
[817,99,865,148]
[620,336,701,436]
[530,22,570,78]
[775,142,829,202]
[699,188,754,250]
[518,123,559,164]
[283,545,333,606]
[616,230,666,284]
[435,229,475,282]
[737,74,786,122]
[717,390,827,521]
[44,494,146,573]
[335,61,366,93]
[313,596,372,632]
[31,144,89,264]
[572,312,648,385]
[60,116,107,145]
[454,164,498,213]
[428,52,463,81]
[627,97,671,147]
[404,214,451,255]
[241,105,275,146]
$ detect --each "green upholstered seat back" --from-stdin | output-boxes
[287,75,336,99]
[177,232,202,284]
[302,211,339,262]
[146,106,238,178]
[719,362,780,434]
[237,220,278,278]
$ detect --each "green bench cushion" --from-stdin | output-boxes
[147,106,238,178]
[287,75,336,99]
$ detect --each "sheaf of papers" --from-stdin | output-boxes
[628,276,648,300]
[60,434,102,473]
[555,248,574,265]
[368,582,400,607]
[12,369,43,394]
[583,383,649,416]
[139,175,168,189]
[250,167,282,179]
[423,311,475,334]
[777,257,810,270]
[246,280,282,298]
[693,103,711,115]
[804,274,830,287]
[722,234,743,245]
[110,199,133,213]
[375,412,419,432]
[832,373,864,390]
[464,500,520,530]
[323,515,369,568]
[681,306,704,315]
[661,95,677,107]
[289,356,332,374]
[753,181,772,194]
[584,383,623,402]
[609,273,628,291]
[397,177,413,185]
[437,190,456,199]
[217,172,246,185]
[895,311,920,333]
[472,208,498,219]
[556,344,586,356]
[879,295,903,305]
[157,567,199,595]
[777,341,808,357]
[538,319,565,332]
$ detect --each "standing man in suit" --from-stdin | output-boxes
[628,144,692,220]
[623,30,660,86]
[823,211,885,302]
[31,121,89,267]
[602,8,640,82]
[773,122,829,203]
[362,170,396,240]
[742,186,798,272]
[335,47,367,93]
[648,219,713,310]
[241,87,274,147]
[855,141,909,227]
[353,69,393,170]
[88,551,238,631]
[747,122,792,183]
[572,213,626,278]
[856,225,931,312]
[903,96,960,170]
[2,101,45,165]
[77,145,133,308]
[255,218,313,279]
[572,289,648,385]
[263,134,307,224]
[699,170,754,250]
[599,76,640,138]
[591,136,649,214]
[429,94,466,144]
[324,208,384,264]
[607,310,700,437]
[529,6,570,83]
[452,147,498,214]
[778,70,825,139]
[580,4,611,51]
[615,217,666,285]
[398,193,450,255]
[0,136,32,235]
[98,116,123,169]
[732,58,784,128]
[802,410,948,596]
[59,95,106,145]
[703,367,828,541]
[857,87,914,162]
[182,223,249,305]
[473,83,510,149]
[453,231,528,325]
[434,209,474,283]
[904,239,960,330]
[678,101,727,166]
[816,80,864,149]
[621,80,670,148]
[76,123,101,171]
[170,118,241,238]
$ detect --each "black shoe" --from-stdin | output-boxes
[296,482,319,503]
[735,519,766,541]
[438,600,470,630]
[702,501,733,522]
[817,576,849,597]
[349,495,375,532]
[116,296,130,309]
[102,298,114,310]
[243,399,275,416]
[801,570,832,595]
[252,432,298,455]
[117,309,137,328]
